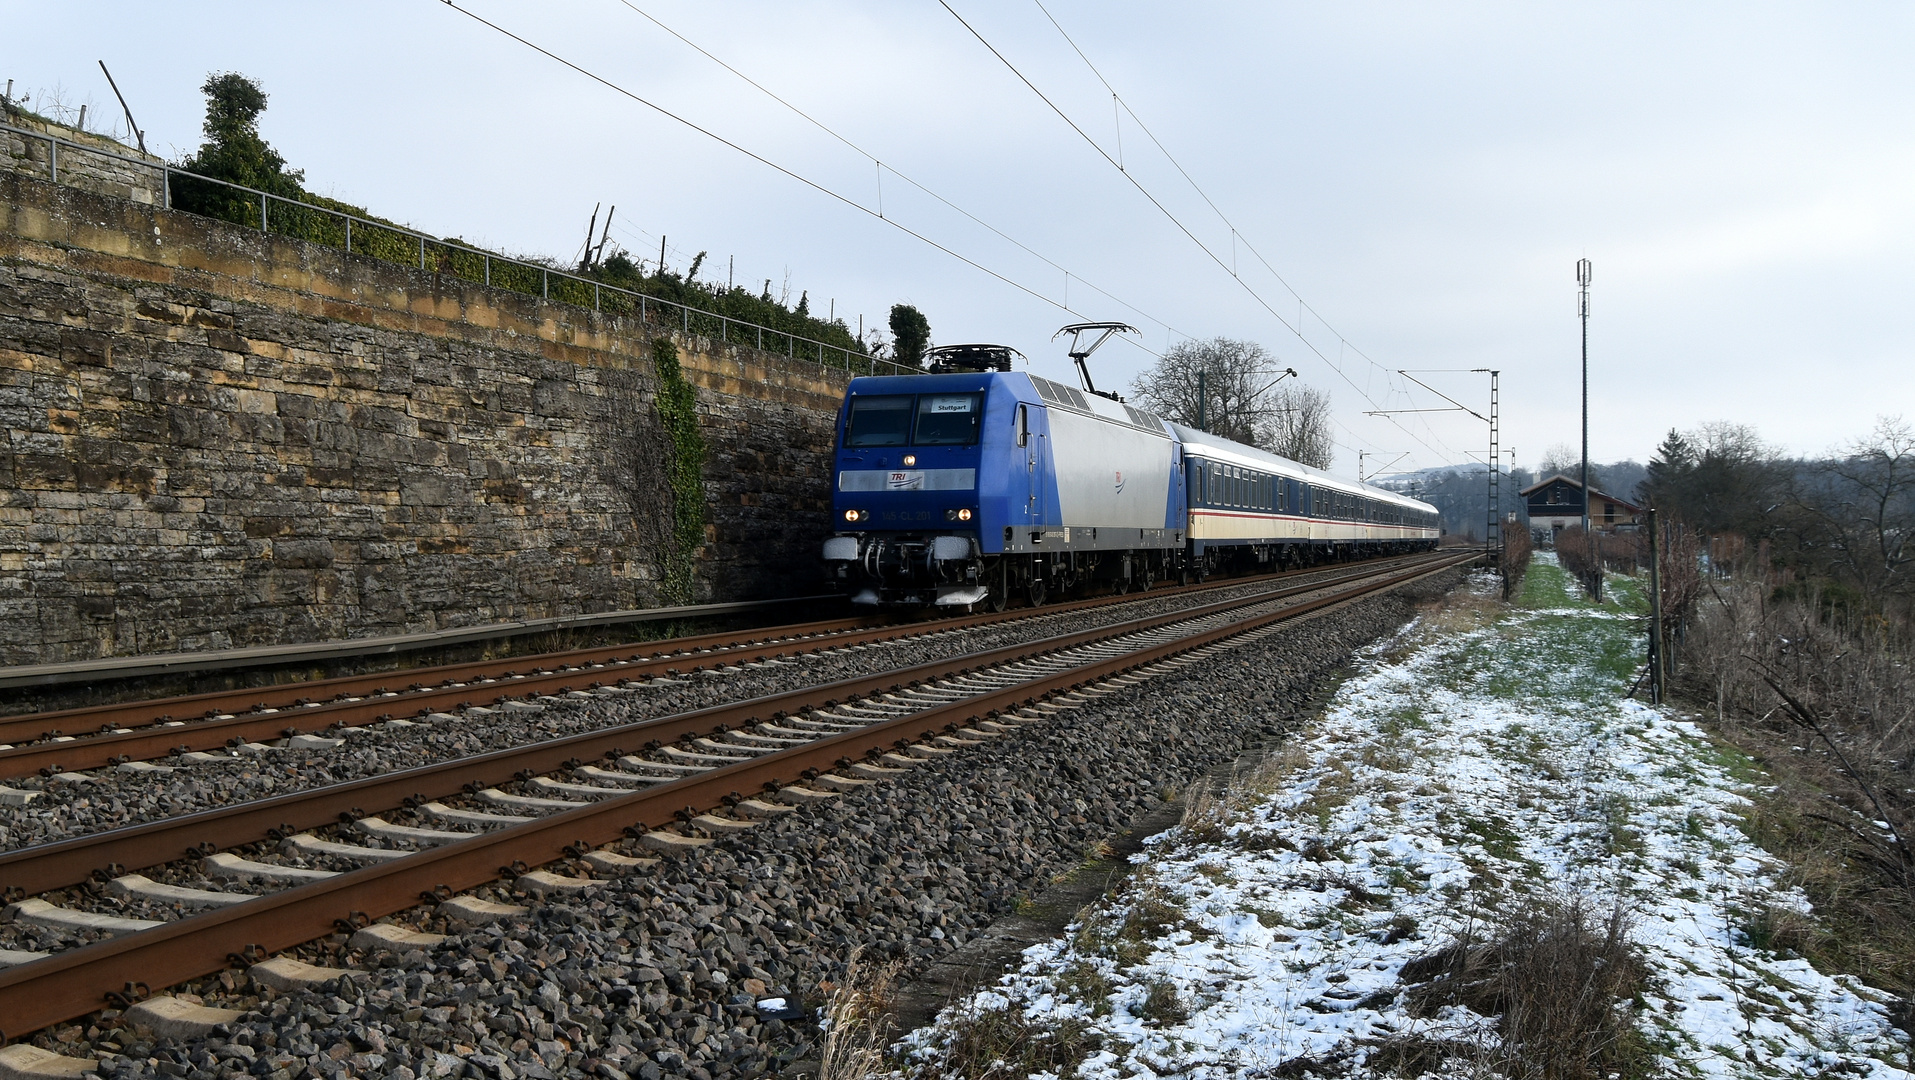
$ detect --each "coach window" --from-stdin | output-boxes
[845,395,913,446]
[914,393,984,445]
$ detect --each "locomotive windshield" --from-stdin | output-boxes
[843,392,984,447]
[912,393,983,445]
[844,395,913,446]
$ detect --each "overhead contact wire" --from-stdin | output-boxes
[948,0,1460,463]
[612,1,1187,351]
[1029,0,1466,461]
[438,0,1126,338]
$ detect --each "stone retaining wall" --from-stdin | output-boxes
[0,171,851,666]
[1,111,164,206]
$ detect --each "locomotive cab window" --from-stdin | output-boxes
[914,393,984,445]
[1015,403,1030,447]
[844,395,913,447]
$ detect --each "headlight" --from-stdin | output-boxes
[902,454,917,466]
[944,508,975,522]
[844,508,866,522]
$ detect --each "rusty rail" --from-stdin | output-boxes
[0,551,1471,1043]
[0,554,1450,897]
[0,557,1425,777]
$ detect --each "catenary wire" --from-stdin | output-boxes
[942,0,1463,465]
[439,1,1447,472]
[437,0,1158,355]
[610,0,1190,352]
[1031,0,1466,462]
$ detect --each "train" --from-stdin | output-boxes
[821,331,1441,609]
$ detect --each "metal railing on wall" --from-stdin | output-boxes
[1,119,916,378]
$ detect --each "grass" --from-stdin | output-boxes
[817,951,902,1080]
[1715,730,1915,998]
[909,554,1909,1077]
[902,1000,1101,1080]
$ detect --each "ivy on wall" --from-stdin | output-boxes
[650,337,707,604]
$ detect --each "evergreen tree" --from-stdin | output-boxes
[171,72,306,226]
[1639,428,1694,507]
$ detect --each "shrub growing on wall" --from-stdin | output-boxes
[889,304,931,368]
[650,338,707,604]
[170,73,305,226]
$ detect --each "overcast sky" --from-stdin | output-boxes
[9,2,1911,476]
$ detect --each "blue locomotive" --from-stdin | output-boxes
[822,331,1440,609]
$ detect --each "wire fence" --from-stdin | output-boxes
[1,119,916,378]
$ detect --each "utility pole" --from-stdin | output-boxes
[1365,368,1503,581]
[1196,370,1207,431]
[1647,506,1665,704]
[1485,369,1500,571]
[1578,258,1599,601]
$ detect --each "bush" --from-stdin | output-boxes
[1499,525,1532,598]
[1393,894,1648,1079]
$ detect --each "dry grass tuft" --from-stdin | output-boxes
[1386,894,1649,1080]
[1178,743,1314,846]
[818,950,904,1080]
[902,988,1101,1080]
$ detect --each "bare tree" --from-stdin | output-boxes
[1788,416,1915,608]
[1128,337,1332,467]
[1264,383,1334,470]
[1538,444,1579,478]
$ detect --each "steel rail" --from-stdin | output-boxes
[0,594,847,693]
[0,552,1473,1043]
[0,557,1431,777]
[0,614,878,750]
[0,554,1454,898]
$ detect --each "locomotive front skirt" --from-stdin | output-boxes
[822,370,1439,609]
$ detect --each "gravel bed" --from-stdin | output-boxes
[0,566,1393,853]
[25,568,1463,1080]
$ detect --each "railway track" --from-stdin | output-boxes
[0,550,1474,1049]
[0,555,1439,780]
